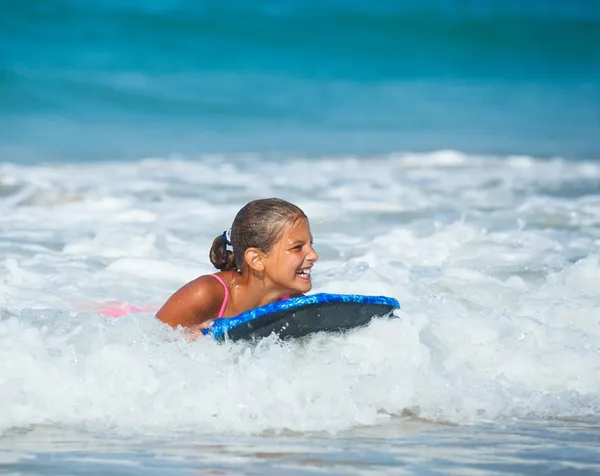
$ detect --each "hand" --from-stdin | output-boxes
[185,320,214,341]
[198,320,214,330]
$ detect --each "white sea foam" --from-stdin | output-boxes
[1,151,599,436]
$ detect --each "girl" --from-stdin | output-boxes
[156,198,318,333]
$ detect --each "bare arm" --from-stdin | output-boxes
[156,276,224,328]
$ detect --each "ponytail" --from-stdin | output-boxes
[209,233,237,271]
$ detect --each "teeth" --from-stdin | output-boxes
[297,269,311,276]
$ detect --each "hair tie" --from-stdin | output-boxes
[222,229,233,252]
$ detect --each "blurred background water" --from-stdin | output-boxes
[1,0,599,162]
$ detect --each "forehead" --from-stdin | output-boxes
[280,217,311,240]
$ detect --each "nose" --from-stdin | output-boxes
[307,244,319,263]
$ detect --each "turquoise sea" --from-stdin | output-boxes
[1,0,599,161]
[1,1,600,474]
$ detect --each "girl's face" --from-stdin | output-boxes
[262,218,318,294]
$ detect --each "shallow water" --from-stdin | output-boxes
[2,419,600,475]
[1,151,600,473]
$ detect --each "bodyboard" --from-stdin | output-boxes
[204,293,400,341]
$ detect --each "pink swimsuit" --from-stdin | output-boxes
[210,274,290,318]
[211,274,230,318]
[96,275,291,319]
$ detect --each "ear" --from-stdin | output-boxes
[244,247,265,272]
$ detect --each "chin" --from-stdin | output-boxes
[297,280,313,292]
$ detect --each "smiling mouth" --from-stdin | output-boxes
[296,268,312,279]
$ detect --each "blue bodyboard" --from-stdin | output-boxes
[204,293,400,341]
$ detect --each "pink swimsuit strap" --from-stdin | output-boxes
[210,274,230,318]
[210,274,292,318]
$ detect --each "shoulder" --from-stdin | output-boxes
[181,274,225,295]
[174,274,230,311]
[156,273,228,328]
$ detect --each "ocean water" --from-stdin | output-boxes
[1,1,600,475]
[2,153,600,474]
[1,0,600,160]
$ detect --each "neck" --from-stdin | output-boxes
[228,269,291,311]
